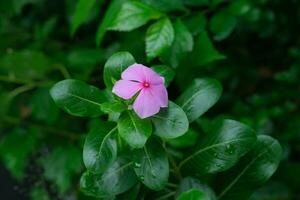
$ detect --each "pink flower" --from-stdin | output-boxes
[112,64,168,118]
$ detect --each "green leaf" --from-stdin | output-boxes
[118,111,152,148]
[209,10,237,41]
[146,17,175,61]
[96,0,125,46]
[67,48,104,68]
[103,51,136,89]
[0,128,38,180]
[151,101,189,139]
[217,135,282,200]
[83,121,117,174]
[177,189,207,200]
[229,0,251,16]
[141,0,185,12]
[176,177,217,200]
[161,19,193,68]
[133,139,169,190]
[50,79,106,117]
[176,78,222,122]
[101,101,127,113]
[40,145,82,194]
[71,0,97,35]
[108,1,162,31]
[188,31,225,67]
[80,157,137,198]
[179,119,257,175]
[168,128,198,148]
[151,65,175,87]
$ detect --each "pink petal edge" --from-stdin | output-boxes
[112,80,142,99]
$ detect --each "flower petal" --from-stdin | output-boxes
[151,84,168,107]
[112,80,142,99]
[122,64,164,85]
[133,89,161,118]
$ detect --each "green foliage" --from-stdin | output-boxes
[0,0,295,199]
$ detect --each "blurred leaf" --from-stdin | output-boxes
[133,139,169,190]
[0,128,38,180]
[161,19,194,68]
[249,181,291,200]
[103,51,136,89]
[30,88,59,124]
[188,31,225,67]
[96,0,125,45]
[177,189,208,200]
[151,65,175,87]
[176,78,222,122]
[209,10,237,41]
[0,50,52,81]
[0,90,12,117]
[67,48,104,69]
[141,0,185,12]
[179,119,257,175]
[168,128,198,149]
[118,111,152,148]
[183,0,209,6]
[30,186,51,200]
[50,79,106,117]
[83,121,117,174]
[152,101,189,139]
[146,17,174,61]
[40,145,82,194]
[176,177,217,200]
[80,157,137,198]
[229,0,251,16]
[184,13,207,35]
[108,1,162,31]
[71,0,97,35]
[217,135,282,200]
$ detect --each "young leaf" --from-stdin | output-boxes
[118,111,152,148]
[146,17,174,61]
[161,19,193,68]
[71,0,97,36]
[133,139,169,190]
[83,122,117,174]
[179,119,257,175]
[209,10,237,41]
[217,135,282,200]
[176,189,208,200]
[80,157,137,198]
[151,101,189,139]
[108,1,162,31]
[188,31,225,67]
[151,65,175,87]
[176,78,222,122]
[50,79,106,117]
[176,177,217,200]
[103,51,136,89]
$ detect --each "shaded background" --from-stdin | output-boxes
[0,0,299,199]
